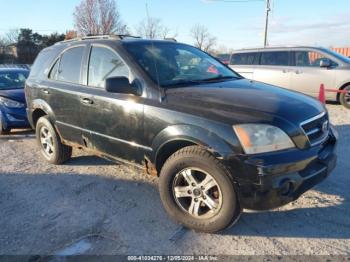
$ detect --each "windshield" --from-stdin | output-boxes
[321,48,350,64]
[124,42,240,87]
[0,70,29,90]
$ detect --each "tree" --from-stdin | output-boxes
[3,29,20,45]
[14,29,65,63]
[41,33,65,48]
[190,24,217,53]
[16,29,39,64]
[136,17,177,39]
[73,0,128,36]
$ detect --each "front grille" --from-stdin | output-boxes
[300,112,329,146]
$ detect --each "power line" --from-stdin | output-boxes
[204,0,270,47]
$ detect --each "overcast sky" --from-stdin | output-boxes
[1,0,349,49]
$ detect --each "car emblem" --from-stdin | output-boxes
[322,121,328,133]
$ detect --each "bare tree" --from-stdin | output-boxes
[190,24,217,53]
[136,17,177,39]
[73,0,128,36]
[0,29,20,45]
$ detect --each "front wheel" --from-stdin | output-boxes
[36,116,72,164]
[340,85,350,109]
[159,146,241,233]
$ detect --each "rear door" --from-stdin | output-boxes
[42,45,87,145]
[290,49,337,97]
[229,52,259,80]
[253,51,293,89]
[79,44,145,163]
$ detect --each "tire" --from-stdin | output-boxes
[36,116,72,164]
[159,145,241,233]
[0,114,10,135]
[340,85,350,109]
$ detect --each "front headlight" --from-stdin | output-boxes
[233,124,295,154]
[0,97,24,108]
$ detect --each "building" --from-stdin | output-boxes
[332,47,350,57]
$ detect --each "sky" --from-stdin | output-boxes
[1,0,350,50]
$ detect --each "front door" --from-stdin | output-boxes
[79,45,146,164]
[290,50,336,98]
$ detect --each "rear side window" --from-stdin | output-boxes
[29,50,59,79]
[57,46,85,84]
[260,51,290,66]
[88,46,129,88]
[230,53,259,65]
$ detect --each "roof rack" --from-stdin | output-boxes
[55,34,141,45]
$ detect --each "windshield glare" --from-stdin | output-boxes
[124,42,240,87]
[0,71,29,90]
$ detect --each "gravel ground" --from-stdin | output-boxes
[0,104,349,255]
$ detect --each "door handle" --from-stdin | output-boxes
[282,69,289,73]
[81,97,94,105]
[295,70,302,74]
[41,89,50,95]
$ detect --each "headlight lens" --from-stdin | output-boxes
[0,97,24,108]
[233,124,295,154]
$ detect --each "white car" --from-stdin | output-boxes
[229,46,350,109]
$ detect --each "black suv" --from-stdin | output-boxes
[26,35,337,233]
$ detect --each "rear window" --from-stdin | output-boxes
[230,53,259,65]
[57,46,85,84]
[260,51,290,66]
[29,50,59,78]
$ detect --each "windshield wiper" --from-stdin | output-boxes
[162,79,204,87]
[161,75,239,88]
[194,75,238,83]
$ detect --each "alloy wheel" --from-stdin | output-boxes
[40,126,54,157]
[172,168,223,219]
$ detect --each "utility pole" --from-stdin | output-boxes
[263,0,271,47]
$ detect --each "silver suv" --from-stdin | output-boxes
[229,46,350,108]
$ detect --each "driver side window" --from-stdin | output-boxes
[88,46,129,88]
[295,51,337,67]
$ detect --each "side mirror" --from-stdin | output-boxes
[105,77,141,96]
[320,59,331,68]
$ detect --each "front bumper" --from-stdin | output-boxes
[0,105,30,129]
[226,125,338,210]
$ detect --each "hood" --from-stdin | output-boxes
[0,88,26,103]
[165,79,325,127]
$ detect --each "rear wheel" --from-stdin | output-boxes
[36,116,72,164]
[159,146,241,233]
[340,85,350,109]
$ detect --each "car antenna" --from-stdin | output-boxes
[145,2,166,103]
